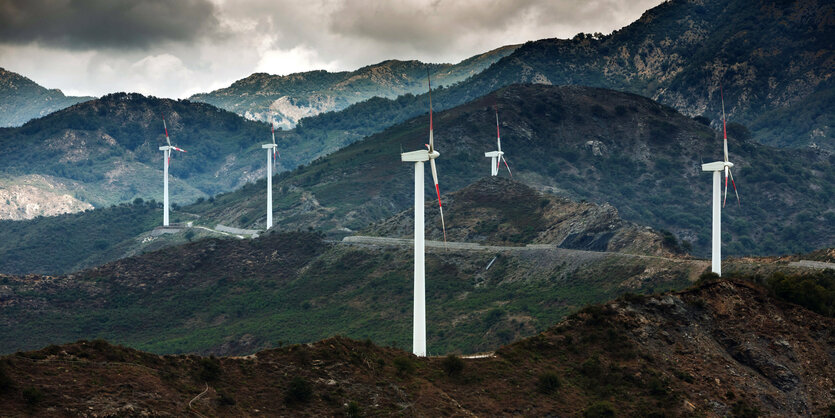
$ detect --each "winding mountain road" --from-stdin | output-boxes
[339,235,706,264]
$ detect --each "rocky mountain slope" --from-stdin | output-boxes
[368,177,681,256]
[189,45,518,129]
[0,175,93,220]
[190,84,834,258]
[0,67,94,127]
[452,0,835,150]
[1,278,832,416]
[187,0,834,153]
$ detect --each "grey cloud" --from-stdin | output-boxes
[328,0,661,52]
[0,0,222,49]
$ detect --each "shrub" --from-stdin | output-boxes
[198,357,222,382]
[580,356,602,378]
[285,377,313,404]
[393,357,416,376]
[584,400,616,417]
[217,391,236,406]
[693,115,711,126]
[23,387,43,405]
[537,371,561,394]
[731,401,760,418]
[441,354,464,377]
[0,363,13,394]
[345,401,361,417]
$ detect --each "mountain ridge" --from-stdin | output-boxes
[0,67,95,127]
[189,45,519,129]
[0,277,832,416]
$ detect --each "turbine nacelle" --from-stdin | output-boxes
[484,150,503,158]
[401,149,439,162]
[701,161,733,171]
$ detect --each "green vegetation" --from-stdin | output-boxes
[393,356,416,376]
[0,200,161,274]
[584,401,616,418]
[441,354,464,377]
[763,270,835,317]
[537,371,562,394]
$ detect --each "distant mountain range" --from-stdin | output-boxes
[193,0,833,151]
[189,45,519,129]
[191,84,834,259]
[0,67,94,127]
[1,84,832,275]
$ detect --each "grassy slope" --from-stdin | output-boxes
[0,230,705,356]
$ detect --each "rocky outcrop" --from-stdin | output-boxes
[367,177,676,256]
[0,175,93,220]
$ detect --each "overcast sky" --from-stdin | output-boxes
[0,0,663,99]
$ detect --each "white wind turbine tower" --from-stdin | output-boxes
[262,121,279,229]
[400,72,447,357]
[484,106,511,176]
[701,86,740,276]
[159,116,187,227]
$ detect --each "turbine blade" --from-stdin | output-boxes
[502,156,512,177]
[729,168,740,207]
[495,106,501,152]
[721,85,728,163]
[427,69,434,152]
[430,158,447,246]
[163,116,171,147]
[271,122,277,146]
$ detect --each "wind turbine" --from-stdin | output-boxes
[159,116,187,227]
[701,86,740,276]
[400,72,447,357]
[484,106,511,176]
[262,121,279,229]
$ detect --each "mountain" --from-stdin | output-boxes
[239,0,833,153]
[189,84,835,259]
[1,84,832,275]
[0,67,94,127]
[1,277,832,416]
[367,177,683,256]
[0,184,710,355]
[455,0,835,150]
[189,45,519,129]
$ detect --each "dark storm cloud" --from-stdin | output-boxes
[0,0,221,49]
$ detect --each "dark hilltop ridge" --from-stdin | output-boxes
[0,278,832,416]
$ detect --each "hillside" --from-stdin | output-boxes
[0,198,711,357]
[189,45,518,129]
[453,0,835,149]
[367,177,682,256]
[0,67,94,127]
[1,278,832,416]
[190,84,835,259]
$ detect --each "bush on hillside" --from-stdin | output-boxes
[537,371,561,394]
[441,354,464,377]
[284,376,313,404]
